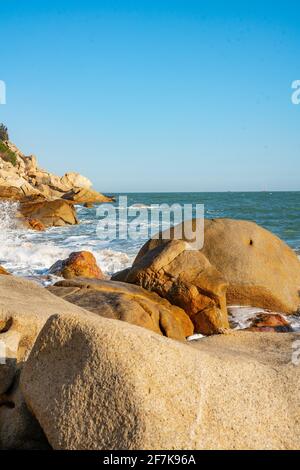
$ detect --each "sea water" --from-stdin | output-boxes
[0,192,299,330]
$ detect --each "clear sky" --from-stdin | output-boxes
[0,0,299,192]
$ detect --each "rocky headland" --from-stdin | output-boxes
[0,134,113,229]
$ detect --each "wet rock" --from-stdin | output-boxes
[246,313,293,333]
[20,199,78,227]
[49,251,104,280]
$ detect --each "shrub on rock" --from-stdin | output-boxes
[0,124,9,142]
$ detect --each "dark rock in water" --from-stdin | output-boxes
[111,267,131,281]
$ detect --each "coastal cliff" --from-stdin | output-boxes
[0,127,113,228]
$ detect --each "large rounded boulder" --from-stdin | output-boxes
[113,240,229,335]
[127,219,300,314]
[20,313,300,450]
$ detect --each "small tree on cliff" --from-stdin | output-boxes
[0,124,8,141]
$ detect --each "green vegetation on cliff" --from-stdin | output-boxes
[0,123,9,141]
[0,140,17,167]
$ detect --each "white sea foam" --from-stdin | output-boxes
[0,201,133,279]
[228,306,266,329]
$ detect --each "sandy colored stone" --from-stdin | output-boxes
[48,278,194,340]
[34,172,70,192]
[0,266,10,275]
[0,174,27,189]
[114,240,229,335]
[49,251,104,280]
[0,273,191,448]
[61,172,92,190]
[35,183,64,200]
[0,185,24,201]
[134,218,300,314]
[0,275,92,449]
[21,313,300,450]
[22,155,37,176]
[62,187,113,204]
[20,198,78,227]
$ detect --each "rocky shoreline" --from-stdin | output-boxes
[0,136,300,450]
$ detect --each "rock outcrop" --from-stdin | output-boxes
[62,187,113,204]
[19,198,78,227]
[48,278,193,340]
[49,251,104,280]
[0,185,37,201]
[131,219,300,315]
[0,140,113,206]
[21,312,300,450]
[61,172,92,190]
[112,240,229,335]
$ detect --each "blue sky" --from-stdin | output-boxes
[0,0,299,192]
